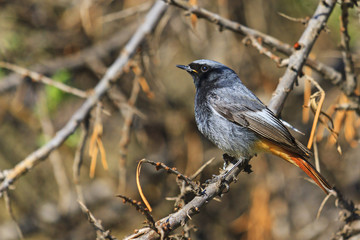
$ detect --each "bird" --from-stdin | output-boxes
[176,59,332,194]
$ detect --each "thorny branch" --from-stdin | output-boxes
[125,156,251,240]
[78,201,118,240]
[0,0,168,196]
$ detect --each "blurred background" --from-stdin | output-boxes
[0,0,359,239]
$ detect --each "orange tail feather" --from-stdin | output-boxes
[257,141,332,194]
[289,156,332,194]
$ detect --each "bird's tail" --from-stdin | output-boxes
[288,156,332,194]
[257,141,332,194]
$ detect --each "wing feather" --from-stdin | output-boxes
[209,93,311,159]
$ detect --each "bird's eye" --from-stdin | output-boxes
[201,65,209,72]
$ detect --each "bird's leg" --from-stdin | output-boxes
[222,157,244,180]
[222,154,235,170]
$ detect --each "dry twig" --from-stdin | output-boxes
[78,201,118,240]
[0,61,88,98]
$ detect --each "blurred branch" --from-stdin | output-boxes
[0,21,138,94]
[118,73,140,192]
[267,0,337,115]
[333,187,360,240]
[340,0,357,96]
[4,191,24,239]
[100,1,153,23]
[242,36,284,67]
[78,201,118,240]
[0,61,89,98]
[278,12,310,25]
[38,92,72,213]
[73,118,90,203]
[0,0,168,197]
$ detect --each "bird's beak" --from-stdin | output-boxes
[176,65,197,74]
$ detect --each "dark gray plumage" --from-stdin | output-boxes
[177,59,332,194]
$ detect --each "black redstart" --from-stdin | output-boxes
[177,59,332,194]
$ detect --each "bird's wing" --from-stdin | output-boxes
[208,92,311,159]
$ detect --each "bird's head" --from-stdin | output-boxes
[176,59,238,89]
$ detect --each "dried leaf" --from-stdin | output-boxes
[97,138,108,170]
[189,0,198,28]
[138,77,154,99]
[344,111,357,148]
[89,146,98,178]
[308,90,325,149]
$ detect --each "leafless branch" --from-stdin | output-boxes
[78,201,118,240]
[73,118,90,203]
[267,0,337,115]
[124,156,251,240]
[340,0,358,96]
[278,12,310,25]
[100,1,153,24]
[0,0,168,197]
[0,61,89,98]
[0,21,139,93]
[4,191,24,239]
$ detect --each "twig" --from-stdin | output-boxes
[340,0,357,96]
[73,118,90,203]
[243,36,284,66]
[78,201,118,240]
[278,12,310,25]
[0,0,168,196]
[118,64,142,192]
[189,157,215,180]
[0,21,139,93]
[332,187,360,240]
[303,75,326,149]
[124,157,251,240]
[4,191,24,239]
[37,92,72,212]
[141,159,198,190]
[335,103,360,111]
[0,61,88,98]
[117,194,156,229]
[267,0,337,115]
[100,1,153,23]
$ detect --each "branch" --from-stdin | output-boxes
[0,61,89,98]
[340,0,357,96]
[0,0,168,196]
[267,0,337,115]
[0,21,139,94]
[78,201,118,240]
[124,156,251,240]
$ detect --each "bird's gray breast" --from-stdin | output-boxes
[194,92,259,159]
